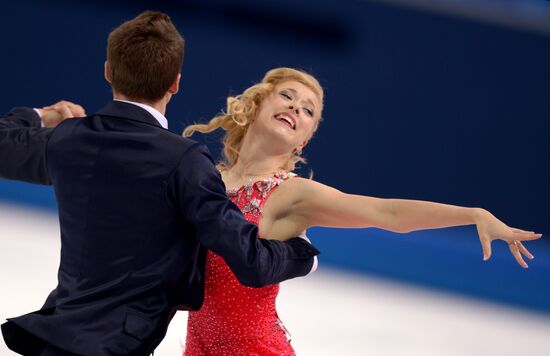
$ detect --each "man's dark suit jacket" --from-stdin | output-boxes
[0,101,319,355]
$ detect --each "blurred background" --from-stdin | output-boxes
[1,0,549,355]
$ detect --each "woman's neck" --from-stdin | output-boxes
[229,156,286,180]
[225,135,290,183]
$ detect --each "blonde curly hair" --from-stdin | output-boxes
[182,67,324,171]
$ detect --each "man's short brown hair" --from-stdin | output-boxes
[107,11,184,103]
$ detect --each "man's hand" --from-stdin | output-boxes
[37,101,86,128]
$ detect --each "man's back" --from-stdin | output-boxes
[48,102,199,303]
[6,101,209,355]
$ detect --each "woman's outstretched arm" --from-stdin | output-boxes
[262,178,542,268]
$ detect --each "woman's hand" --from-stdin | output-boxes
[38,100,86,128]
[475,208,542,268]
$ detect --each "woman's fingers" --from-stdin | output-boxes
[42,101,86,117]
[65,102,86,116]
[57,105,73,119]
[508,242,528,269]
[511,231,543,241]
[511,228,534,234]
[481,235,492,261]
[517,241,534,260]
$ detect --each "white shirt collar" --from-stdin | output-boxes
[113,99,168,129]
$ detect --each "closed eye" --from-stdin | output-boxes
[304,108,314,117]
[280,92,292,100]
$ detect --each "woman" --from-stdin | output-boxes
[182,67,541,355]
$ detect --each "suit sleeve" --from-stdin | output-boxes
[173,144,320,287]
[0,107,52,185]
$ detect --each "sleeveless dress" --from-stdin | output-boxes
[184,172,296,356]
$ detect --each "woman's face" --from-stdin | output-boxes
[251,80,321,153]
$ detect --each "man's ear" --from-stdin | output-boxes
[168,73,181,95]
[104,61,111,83]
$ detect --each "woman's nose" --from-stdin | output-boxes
[289,105,299,114]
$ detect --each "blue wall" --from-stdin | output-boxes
[1,0,549,312]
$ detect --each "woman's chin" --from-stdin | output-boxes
[267,125,298,142]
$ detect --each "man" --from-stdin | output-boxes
[0,11,318,355]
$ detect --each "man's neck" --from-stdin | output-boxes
[113,94,166,116]
[112,95,169,129]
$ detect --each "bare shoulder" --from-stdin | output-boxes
[259,177,317,238]
[267,177,318,204]
[277,176,340,198]
[262,177,330,219]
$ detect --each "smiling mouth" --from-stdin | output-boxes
[273,113,296,130]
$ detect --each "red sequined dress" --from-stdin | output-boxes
[184,172,296,356]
